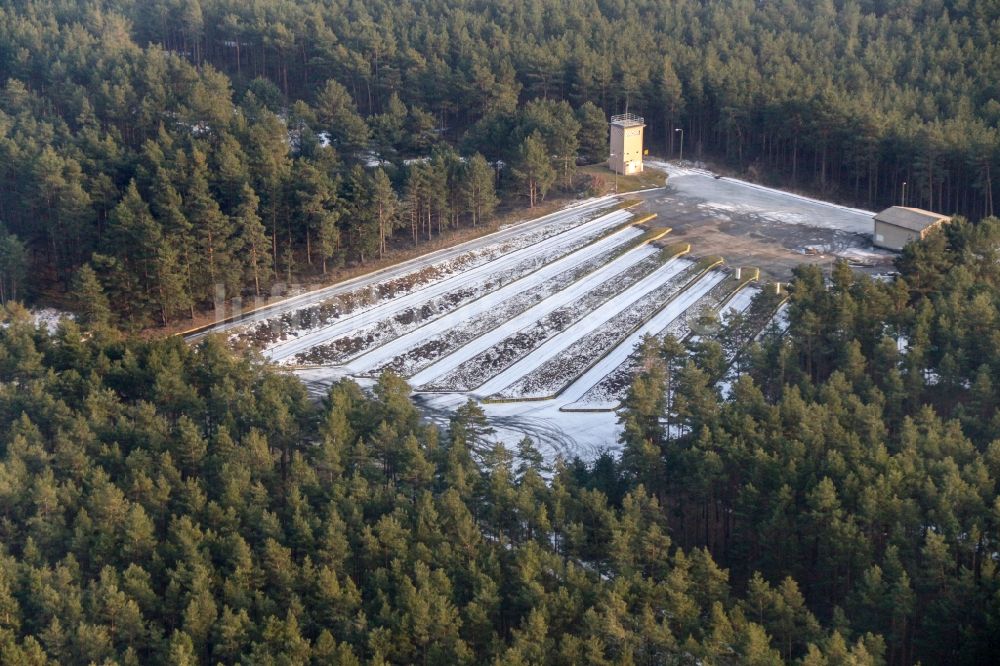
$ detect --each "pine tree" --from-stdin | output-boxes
[154,239,193,325]
[672,361,720,434]
[30,148,93,282]
[461,153,498,227]
[212,606,250,663]
[70,263,111,328]
[661,58,685,154]
[618,364,666,488]
[0,566,21,633]
[370,168,399,258]
[294,160,341,271]
[212,132,251,213]
[315,79,371,156]
[185,150,238,304]
[343,165,379,263]
[247,110,292,279]
[104,181,165,325]
[168,630,197,666]
[370,92,407,160]
[182,570,218,656]
[449,399,495,458]
[513,131,555,208]
[316,213,341,276]
[234,184,272,296]
[576,101,608,164]
[174,416,208,476]
[546,100,581,189]
[149,165,196,317]
[0,224,27,306]
[427,152,452,237]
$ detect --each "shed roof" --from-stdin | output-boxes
[874,206,950,232]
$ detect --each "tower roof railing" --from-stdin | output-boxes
[610,112,645,127]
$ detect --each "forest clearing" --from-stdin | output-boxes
[201,162,876,457]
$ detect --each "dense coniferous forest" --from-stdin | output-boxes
[2,1,1000,664]
[1,218,999,665]
[610,217,1000,663]
[1,0,999,323]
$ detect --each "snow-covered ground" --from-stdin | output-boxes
[1,308,75,333]
[722,285,759,315]
[494,263,720,400]
[262,207,635,362]
[564,272,748,411]
[357,226,648,378]
[271,209,637,364]
[467,257,692,396]
[644,159,892,279]
[32,308,73,333]
[412,246,667,390]
[651,159,876,230]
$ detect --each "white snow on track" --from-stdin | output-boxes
[468,258,692,396]
[346,224,647,374]
[265,208,634,362]
[559,270,726,408]
[722,285,759,315]
[408,246,667,387]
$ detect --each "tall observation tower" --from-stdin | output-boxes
[609,112,645,175]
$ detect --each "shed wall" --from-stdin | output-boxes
[873,221,919,250]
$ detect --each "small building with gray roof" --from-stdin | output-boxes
[872,206,951,251]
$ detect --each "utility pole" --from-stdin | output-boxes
[610,152,619,194]
[675,127,684,163]
[901,180,907,206]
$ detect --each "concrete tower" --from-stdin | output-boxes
[609,113,645,175]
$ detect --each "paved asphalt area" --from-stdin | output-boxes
[636,164,895,280]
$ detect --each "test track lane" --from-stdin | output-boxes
[264,208,635,362]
